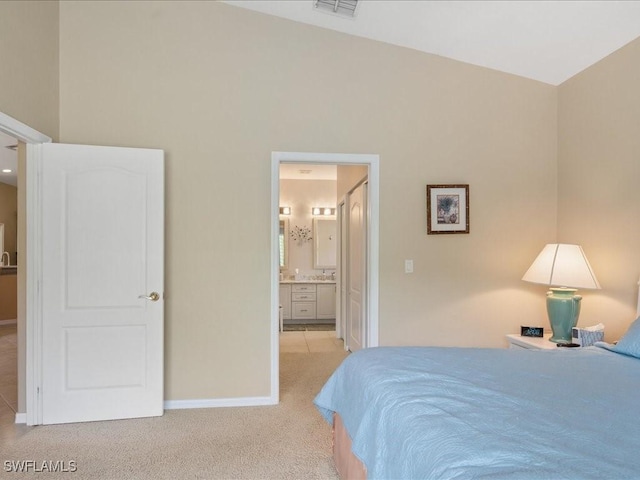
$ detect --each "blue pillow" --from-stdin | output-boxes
[610,316,640,359]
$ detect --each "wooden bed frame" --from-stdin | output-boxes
[333,413,366,480]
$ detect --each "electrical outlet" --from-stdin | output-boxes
[405,259,413,273]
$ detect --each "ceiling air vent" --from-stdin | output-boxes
[314,0,359,18]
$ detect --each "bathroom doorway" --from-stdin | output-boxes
[278,163,341,355]
[270,151,379,403]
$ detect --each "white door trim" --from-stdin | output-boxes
[25,143,44,425]
[336,198,346,343]
[0,111,51,425]
[270,151,379,403]
[0,112,51,144]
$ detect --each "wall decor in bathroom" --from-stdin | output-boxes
[426,184,470,235]
[290,225,312,246]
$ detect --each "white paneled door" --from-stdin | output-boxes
[41,143,164,425]
[348,182,367,352]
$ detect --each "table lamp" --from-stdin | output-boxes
[522,244,600,343]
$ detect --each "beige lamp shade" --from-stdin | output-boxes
[522,244,601,290]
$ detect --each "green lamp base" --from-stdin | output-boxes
[546,288,582,344]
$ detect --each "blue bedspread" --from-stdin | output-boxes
[314,346,640,479]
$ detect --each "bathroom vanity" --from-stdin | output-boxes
[279,281,336,323]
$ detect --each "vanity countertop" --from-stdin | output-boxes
[280,279,336,284]
[0,266,17,276]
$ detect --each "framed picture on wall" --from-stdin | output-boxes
[426,184,469,234]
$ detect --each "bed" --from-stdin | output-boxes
[314,313,640,479]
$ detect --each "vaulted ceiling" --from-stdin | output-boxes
[4,1,640,187]
[225,0,640,85]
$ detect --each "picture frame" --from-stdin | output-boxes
[426,184,469,234]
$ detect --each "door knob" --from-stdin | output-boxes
[138,292,160,302]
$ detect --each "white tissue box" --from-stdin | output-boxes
[572,325,604,347]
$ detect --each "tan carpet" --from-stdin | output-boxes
[0,350,348,480]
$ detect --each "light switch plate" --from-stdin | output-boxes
[405,259,413,273]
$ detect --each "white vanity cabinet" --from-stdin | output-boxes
[279,282,336,322]
[279,284,291,320]
[291,284,316,320]
[316,283,336,320]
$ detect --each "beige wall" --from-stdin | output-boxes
[558,37,640,341]
[57,1,558,400]
[0,183,18,264]
[0,0,59,139]
[280,178,337,276]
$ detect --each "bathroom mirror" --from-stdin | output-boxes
[279,218,289,270]
[313,218,337,269]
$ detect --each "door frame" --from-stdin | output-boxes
[270,151,379,403]
[0,112,52,425]
[336,198,346,344]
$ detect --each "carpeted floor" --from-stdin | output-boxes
[0,349,348,479]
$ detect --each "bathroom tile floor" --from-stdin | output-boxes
[280,330,344,353]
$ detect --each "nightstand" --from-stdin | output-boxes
[506,333,557,350]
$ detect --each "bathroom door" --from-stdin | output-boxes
[40,143,164,425]
[348,182,367,352]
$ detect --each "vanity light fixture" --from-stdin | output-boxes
[312,207,336,216]
[1,169,11,173]
[279,206,291,215]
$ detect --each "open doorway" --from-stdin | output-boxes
[0,130,18,317]
[278,163,342,355]
[270,151,379,403]
[0,112,51,425]
[0,129,18,423]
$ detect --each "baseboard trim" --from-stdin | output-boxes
[14,399,276,424]
[164,395,276,410]
[15,397,277,423]
[0,319,17,326]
